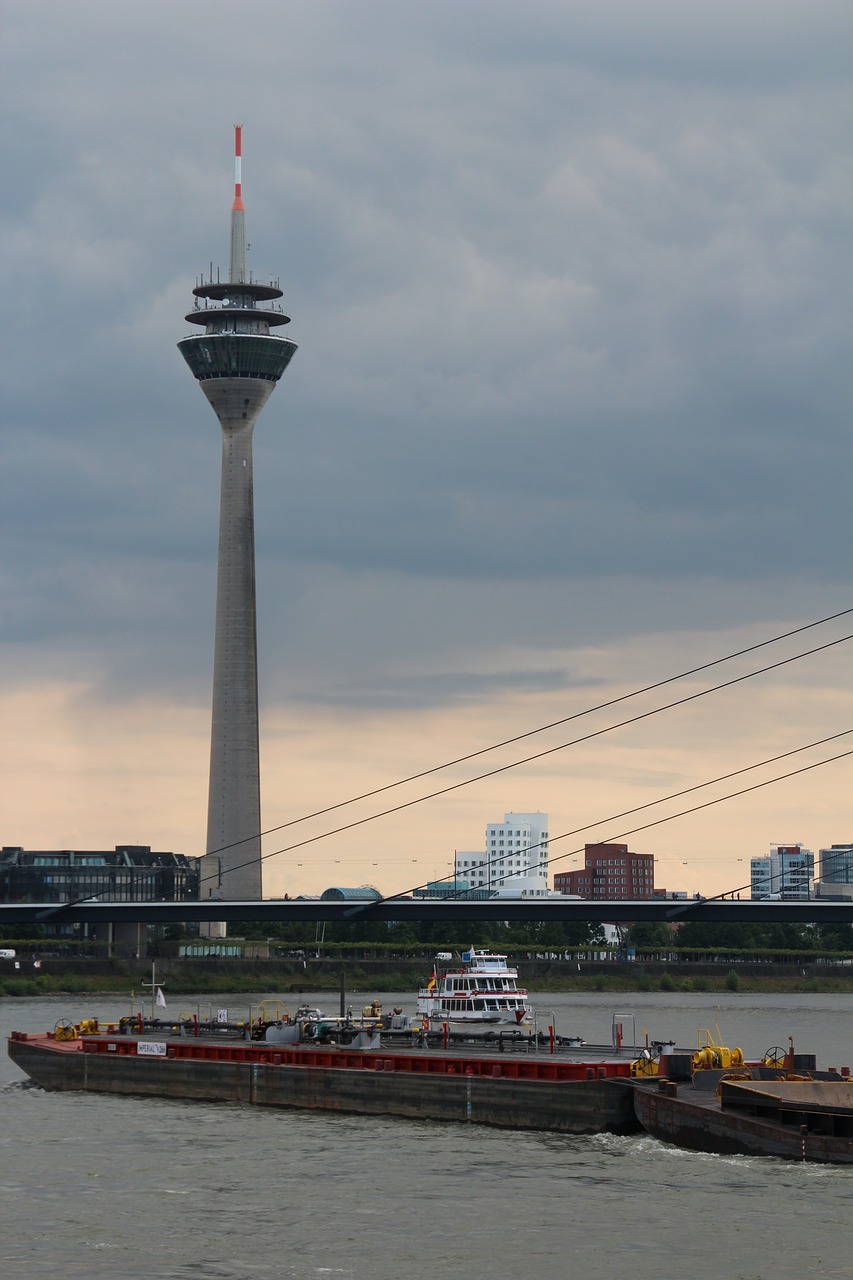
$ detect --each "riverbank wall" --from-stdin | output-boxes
[3,955,852,996]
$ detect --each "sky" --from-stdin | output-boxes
[1,0,851,901]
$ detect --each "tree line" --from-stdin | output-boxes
[233,917,853,953]
[1,918,850,954]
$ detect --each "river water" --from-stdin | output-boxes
[2,990,851,1279]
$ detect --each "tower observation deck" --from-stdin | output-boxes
[178,127,297,910]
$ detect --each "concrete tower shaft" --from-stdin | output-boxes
[178,128,297,906]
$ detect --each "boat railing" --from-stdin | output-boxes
[612,1013,637,1053]
[250,998,292,1028]
[530,1008,559,1053]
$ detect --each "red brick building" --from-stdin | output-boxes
[553,842,655,899]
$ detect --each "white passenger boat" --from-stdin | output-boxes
[416,950,530,1032]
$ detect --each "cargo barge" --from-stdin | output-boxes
[7,1028,639,1134]
[10,1015,851,1162]
[633,1074,853,1164]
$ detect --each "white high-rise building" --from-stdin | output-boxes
[455,812,549,897]
[750,842,814,900]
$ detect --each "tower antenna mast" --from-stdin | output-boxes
[230,123,246,283]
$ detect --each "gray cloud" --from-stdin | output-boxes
[1,0,850,714]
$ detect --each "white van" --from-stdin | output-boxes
[0,949,16,959]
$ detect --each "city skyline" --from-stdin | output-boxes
[1,1,851,901]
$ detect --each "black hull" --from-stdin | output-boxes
[634,1084,853,1164]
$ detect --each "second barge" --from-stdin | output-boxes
[634,1074,853,1164]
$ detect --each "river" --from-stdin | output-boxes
[2,990,851,1279]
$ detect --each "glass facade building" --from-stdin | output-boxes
[818,843,853,886]
[0,845,200,904]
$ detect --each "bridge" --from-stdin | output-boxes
[0,897,850,927]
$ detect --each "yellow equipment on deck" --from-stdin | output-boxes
[692,1025,744,1072]
[630,1050,660,1077]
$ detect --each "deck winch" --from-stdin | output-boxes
[692,1026,744,1072]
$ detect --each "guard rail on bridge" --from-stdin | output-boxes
[0,898,850,927]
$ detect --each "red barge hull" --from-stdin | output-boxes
[8,1032,639,1134]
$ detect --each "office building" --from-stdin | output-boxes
[455,812,549,897]
[818,843,853,886]
[0,844,199,904]
[553,842,655,899]
[750,843,814,900]
[0,845,200,953]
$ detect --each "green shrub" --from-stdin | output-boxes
[725,970,739,992]
[659,972,675,992]
[0,978,42,997]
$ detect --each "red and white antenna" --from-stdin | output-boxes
[229,123,247,282]
[232,124,244,212]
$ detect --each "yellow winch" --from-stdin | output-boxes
[692,1025,744,1072]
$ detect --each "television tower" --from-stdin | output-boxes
[178,127,297,905]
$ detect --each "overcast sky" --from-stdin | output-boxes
[1,0,851,898]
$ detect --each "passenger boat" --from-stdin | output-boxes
[416,949,529,1032]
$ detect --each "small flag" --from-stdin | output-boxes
[427,973,437,991]
[156,987,167,1008]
